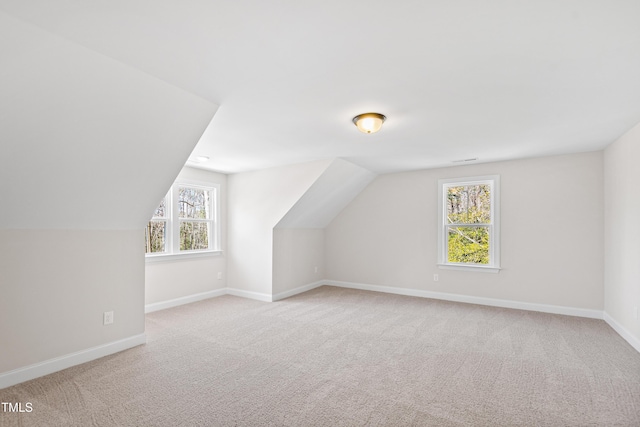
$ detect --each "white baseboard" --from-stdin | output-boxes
[272,281,325,301]
[145,280,607,322]
[145,288,227,313]
[226,287,273,302]
[145,282,324,307]
[326,280,604,319]
[604,312,640,353]
[0,333,146,390]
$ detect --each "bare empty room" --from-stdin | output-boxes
[1,1,640,426]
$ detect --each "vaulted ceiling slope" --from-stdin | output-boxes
[0,10,218,229]
[276,159,376,229]
[1,1,639,176]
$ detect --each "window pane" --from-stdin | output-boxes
[447,226,489,264]
[179,187,210,219]
[153,197,166,219]
[446,184,491,224]
[180,221,210,251]
[145,220,166,253]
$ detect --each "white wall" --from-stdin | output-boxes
[145,257,225,304]
[227,160,332,295]
[604,123,640,346]
[0,13,217,385]
[270,159,376,297]
[0,230,144,373]
[272,228,325,296]
[145,167,228,305]
[326,152,604,310]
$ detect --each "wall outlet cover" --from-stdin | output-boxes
[103,311,114,325]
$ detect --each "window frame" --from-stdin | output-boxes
[437,175,500,273]
[145,180,221,262]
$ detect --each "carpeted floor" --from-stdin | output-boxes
[1,285,640,426]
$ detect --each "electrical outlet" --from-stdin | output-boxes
[217,272,222,280]
[314,266,319,273]
[433,274,439,282]
[103,311,114,325]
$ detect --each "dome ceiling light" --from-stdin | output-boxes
[352,113,386,134]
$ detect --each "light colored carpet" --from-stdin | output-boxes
[1,285,639,426]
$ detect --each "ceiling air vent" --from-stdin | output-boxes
[451,158,478,163]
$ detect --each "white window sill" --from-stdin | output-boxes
[437,263,501,273]
[145,250,223,263]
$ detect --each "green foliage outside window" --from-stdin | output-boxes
[448,227,489,264]
[446,184,491,264]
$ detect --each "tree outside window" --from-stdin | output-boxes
[438,176,500,271]
[145,183,219,257]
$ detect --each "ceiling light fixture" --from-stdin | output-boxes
[192,156,210,163]
[352,112,386,134]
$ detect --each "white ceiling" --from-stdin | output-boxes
[2,0,639,174]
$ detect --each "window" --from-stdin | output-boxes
[437,175,500,272]
[146,196,168,253]
[145,182,220,259]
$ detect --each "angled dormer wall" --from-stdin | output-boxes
[0,11,217,384]
[226,158,375,299]
[226,160,333,298]
[273,159,376,295]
